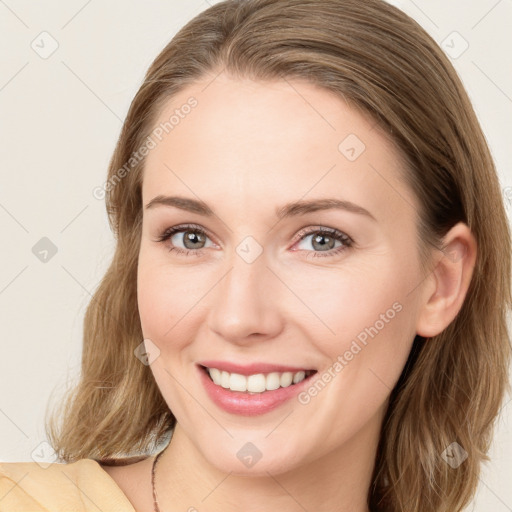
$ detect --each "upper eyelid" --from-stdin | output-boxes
[158,223,353,246]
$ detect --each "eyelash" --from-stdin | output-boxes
[154,223,354,259]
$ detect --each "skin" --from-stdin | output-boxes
[101,72,477,512]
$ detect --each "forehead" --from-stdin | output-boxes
[141,73,417,225]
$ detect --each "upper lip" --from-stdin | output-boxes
[198,360,316,376]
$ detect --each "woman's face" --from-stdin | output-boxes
[137,73,428,475]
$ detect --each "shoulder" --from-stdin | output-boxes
[98,455,156,511]
[0,458,136,511]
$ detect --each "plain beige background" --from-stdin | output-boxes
[0,1,511,510]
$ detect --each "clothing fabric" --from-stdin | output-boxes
[0,458,136,511]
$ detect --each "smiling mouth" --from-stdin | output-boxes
[200,365,317,394]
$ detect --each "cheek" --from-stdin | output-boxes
[296,296,415,452]
[137,265,169,337]
[291,258,417,402]
[137,251,178,341]
[279,256,412,347]
[136,250,212,350]
[322,311,414,438]
[136,257,204,414]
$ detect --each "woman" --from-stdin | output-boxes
[1,0,510,511]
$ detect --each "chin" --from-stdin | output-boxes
[196,437,306,477]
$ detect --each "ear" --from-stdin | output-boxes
[415,222,477,338]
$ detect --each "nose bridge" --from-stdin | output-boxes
[207,241,283,342]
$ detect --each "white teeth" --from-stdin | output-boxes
[280,372,294,387]
[220,371,230,389]
[206,367,312,393]
[247,373,266,393]
[209,367,221,385]
[266,372,281,391]
[293,370,305,384]
[229,372,247,392]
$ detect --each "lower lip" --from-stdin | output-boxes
[198,365,316,416]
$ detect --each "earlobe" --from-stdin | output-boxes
[415,222,477,338]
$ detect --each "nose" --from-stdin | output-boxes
[206,249,284,345]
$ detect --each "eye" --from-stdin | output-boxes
[154,223,215,256]
[292,226,354,258]
[154,224,354,258]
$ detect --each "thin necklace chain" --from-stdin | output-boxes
[152,446,167,512]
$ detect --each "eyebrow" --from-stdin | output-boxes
[145,195,377,221]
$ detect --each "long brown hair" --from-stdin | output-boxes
[45,1,511,510]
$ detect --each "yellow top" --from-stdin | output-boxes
[0,459,136,511]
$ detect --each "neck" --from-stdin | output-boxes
[154,413,383,512]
